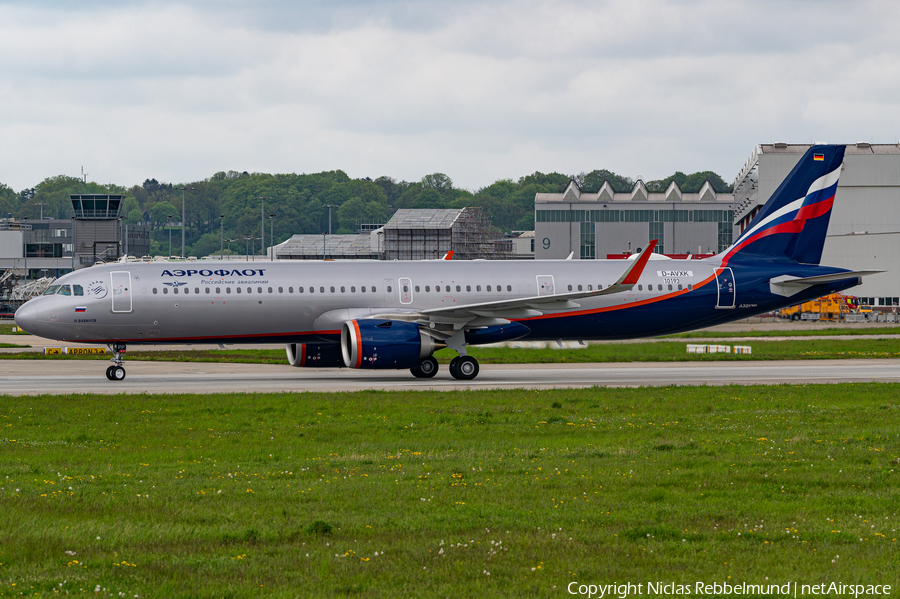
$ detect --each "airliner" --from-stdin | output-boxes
[15,145,881,381]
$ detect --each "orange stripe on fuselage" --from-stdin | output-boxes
[517,273,718,321]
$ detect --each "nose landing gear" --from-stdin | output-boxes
[105,343,127,381]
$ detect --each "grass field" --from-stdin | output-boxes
[1,385,898,598]
[3,337,900,365]
[663,326,900,338]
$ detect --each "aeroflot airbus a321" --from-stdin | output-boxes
[15,145,882,381]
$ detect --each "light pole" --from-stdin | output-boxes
[253,196,272,256]
[22,217,28,281]
[35,202,47,220]
[268,213,275,261]
[219,215,225,260]
[322,204,335,235]
[174,186,193,258]
[167,215,174,258]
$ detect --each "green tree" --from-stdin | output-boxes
[0,182,18,216]
[150,201,179,232]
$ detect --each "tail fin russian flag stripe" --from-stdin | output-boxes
[722,164,840,265]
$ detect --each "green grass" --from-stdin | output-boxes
[663,326,900,338]
[0,324,30,336]
[1,385,898,597]
[3,338,900,365]
[0,343,29,349]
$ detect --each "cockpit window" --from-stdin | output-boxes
[56,285,72,296]
[73,285,84,296]
[43,285,60,295]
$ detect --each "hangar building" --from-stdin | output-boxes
[733,143,899,307]
[534,180,733,259]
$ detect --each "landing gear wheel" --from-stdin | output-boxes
[411,356,439,378]
[448,357,460,379]
[450,355,479,381]
[112,366,126,381]
[106,365,116,380]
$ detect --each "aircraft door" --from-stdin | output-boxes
[715,268,736,309]
[110,271,133,313]
[383,278,395,304]
[398,278,413,304]
[537,275,555,296]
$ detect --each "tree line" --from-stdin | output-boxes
[0,167,732,257]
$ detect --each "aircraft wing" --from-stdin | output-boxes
[393,241,658,330]
[769,270,884,297]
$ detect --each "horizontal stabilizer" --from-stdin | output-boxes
[770,270,884,297]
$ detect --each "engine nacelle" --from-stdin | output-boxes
[286,343,345,368]
[341,319,436,369]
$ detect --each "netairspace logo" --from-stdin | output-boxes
[566,582,893,598]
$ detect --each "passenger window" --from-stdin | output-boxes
[668,284,673,291]
[507,285,512,292]
[351,286,356,293]
[425,286,431,292]
[163,288,169,294]
[658,284,663,291]
[435,285,440,292]
[269,287,274,293]
[372,286,377,292]
[320,287,325,293]
[237,287,242,294]
[688,284,693,291]
[415,286,420,292]
[361,286,366,292]
[466,285,471,292]
[567,285,572,291]
[57,286,71,296]
[73,285,84,296]
[487,285,491,291]
[330,286,335,293]
[456,285,461,292]
[587,285,592,291]
[387,286,392,292]
[152,288,158,294]
[215,287,220,294]
[678,284,683,291]
[341,286,345,293]
[477,285,481,291]
[260,287,264,294]
[288,287,293,293]
[226,287,231,294]
[577,285,582,291]
[195,288,199,294]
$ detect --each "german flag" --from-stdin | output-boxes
[813,153,824,161]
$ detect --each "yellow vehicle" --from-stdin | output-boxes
[779,293,857,321]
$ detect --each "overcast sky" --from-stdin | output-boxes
[2,0,899,192]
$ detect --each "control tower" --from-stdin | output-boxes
[70,194,123,268]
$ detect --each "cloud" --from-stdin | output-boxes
[1,0,900,193]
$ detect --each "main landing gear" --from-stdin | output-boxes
[410,356,439,378]
[105,343,127,381]
[408,354,481,380]
[448,355,479,381]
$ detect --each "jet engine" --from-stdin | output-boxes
[341,319,437,369]
[286,342,345,367]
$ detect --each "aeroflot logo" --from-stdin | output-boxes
[160,268,267,277]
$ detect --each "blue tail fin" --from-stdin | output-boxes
[722,144,844,265]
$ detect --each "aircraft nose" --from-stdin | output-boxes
[14,301,38,335]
